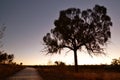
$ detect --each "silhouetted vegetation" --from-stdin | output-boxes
[111,57,120,66]
[0,51,14,64]
[55,61,66,66]
[20,62,23,65]
[43,4,112,72]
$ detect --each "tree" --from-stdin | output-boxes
[111,57,120,66]
[0,52,7,63]
[0,51,14,64]
[55,61,66,66]
[43,5,112,72]
[55,61,59,65]
[8,54,14,63]
[20,62,23,65]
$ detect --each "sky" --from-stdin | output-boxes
[0,0,120,65]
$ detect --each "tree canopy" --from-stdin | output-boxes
[0,51,14,64]
[111,57,120,66]
[43,5,112,72]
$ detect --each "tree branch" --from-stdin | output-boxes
[62,45,73,50]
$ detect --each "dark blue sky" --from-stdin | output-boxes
[0,0,120,65]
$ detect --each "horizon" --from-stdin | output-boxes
[0,0,120,65]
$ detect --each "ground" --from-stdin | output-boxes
[36,65,120,80]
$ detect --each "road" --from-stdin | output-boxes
[7,67,43,80]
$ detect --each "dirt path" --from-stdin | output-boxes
[7,67,43,80]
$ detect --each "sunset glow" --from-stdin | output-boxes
[0,0,120,65]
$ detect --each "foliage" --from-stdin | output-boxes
[111,57,120,65]
[43,5,112,72]
[20,62,23,65]
[0,51,14,64]
[54,61,66,66]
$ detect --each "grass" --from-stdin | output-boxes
[36,65,120,80]
[0,64,25,80]
[37,68,79,80]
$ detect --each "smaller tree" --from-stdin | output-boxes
[0,52,7,63]
[20,62,23,65]
[111,57,120,66]
[8,54,14,63]
[54,61,66,66]
[0,51,14,64]
[55,61,59,65]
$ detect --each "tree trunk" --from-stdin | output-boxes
[74,49,78,72]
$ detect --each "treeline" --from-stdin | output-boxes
[0,51,14,64]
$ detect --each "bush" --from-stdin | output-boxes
[111,57,120,66]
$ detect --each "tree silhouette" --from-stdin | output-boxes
[0,52,7,63]
[111,57,120,66]
[55,61,59,65]
[0,51,14,64]
[54,61,66,66]
[8,54,14,63]
[43,5,112,72]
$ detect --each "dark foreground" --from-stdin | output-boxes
[0,64,24,80]
[1,64,120,80]
[36,65,120,80]
[7,67,43,80]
